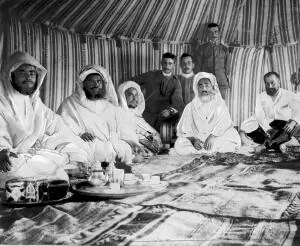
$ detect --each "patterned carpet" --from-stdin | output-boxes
[1,151,300,245]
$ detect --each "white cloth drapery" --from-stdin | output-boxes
[0,51,91,187]
[175,72,241,155]
[58,65,135,164]
[118,81,162,153]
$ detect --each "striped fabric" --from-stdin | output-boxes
[1,10,299,126]
[0,14,3,69]
[236,0,299,47]
[227,47,268,127]
[2,0,299,45]
[272,44,299,91]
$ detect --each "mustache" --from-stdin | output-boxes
[23,80,35,83]
[200,90,213,94]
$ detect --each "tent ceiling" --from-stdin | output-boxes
[1,0,299,46]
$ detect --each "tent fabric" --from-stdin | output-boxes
[2,0,299,46]
[2,16,298,126]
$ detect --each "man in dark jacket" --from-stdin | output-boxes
[193,23,231,100]
[130,52,185,145]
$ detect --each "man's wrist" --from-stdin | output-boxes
[187,137,196,145]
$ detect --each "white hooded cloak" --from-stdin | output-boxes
[175,72,241,155]
[57,65,135,164]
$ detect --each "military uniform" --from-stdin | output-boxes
[193,42,230,99]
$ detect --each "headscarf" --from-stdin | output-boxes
[0,51,47,115]
[117,81,145,117]
[177,72,233,140]
[75,64,118,107]
[0,51,48,152]
[192,72,221,101]
[118,81,162,150]
[191,72,223,120]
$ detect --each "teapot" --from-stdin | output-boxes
[88,169,106,186]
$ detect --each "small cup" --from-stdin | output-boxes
[111,168,124,186]
[150,176,160,185]
[123,173,137,185]
[142,174,151,182]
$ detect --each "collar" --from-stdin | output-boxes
[209,40,221,45]
[162,71,173,77]
[179,72,194,79]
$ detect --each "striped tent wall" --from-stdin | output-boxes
[227,47,268,127]
[3,17,83,110]
[2,16,299,127]
[85,38,191,86]
[46,29,82,110]
[272,44,299,92]
[4,0,299,45]
[0,13,3,69]
[274,0,300,45]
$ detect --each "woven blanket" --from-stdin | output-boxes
[1,151,300,245]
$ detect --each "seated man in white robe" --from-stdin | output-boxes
[174,72,241,155]
[58,65,141,167]
[0,51,91,188]
[240,72,300,152]
[118,81,163,157]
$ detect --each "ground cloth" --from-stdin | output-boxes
[1,151,300,245]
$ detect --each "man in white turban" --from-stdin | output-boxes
[118,81,163,157]
[0,51,91,188]
[174,72,241,155]
[58,65,141,166]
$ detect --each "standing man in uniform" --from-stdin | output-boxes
[193,23,231,100]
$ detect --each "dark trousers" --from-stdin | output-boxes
[246,120,291,151]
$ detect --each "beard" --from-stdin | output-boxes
[199,92,214,103]
[127,100,138,108]
[266,88,278,96]
[83,87,105,100]
[11,80,37,95]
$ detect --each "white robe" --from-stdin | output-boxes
[174,72,241,155]
[241,88,300,133]
[58,65,135,164]
[118,81,162,155]
[0,52,91,188]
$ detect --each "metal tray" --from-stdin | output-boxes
[71,181,164,199]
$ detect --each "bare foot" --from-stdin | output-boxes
[254,144,266,154]
[240,131,258,146]
[132,154,144,163]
